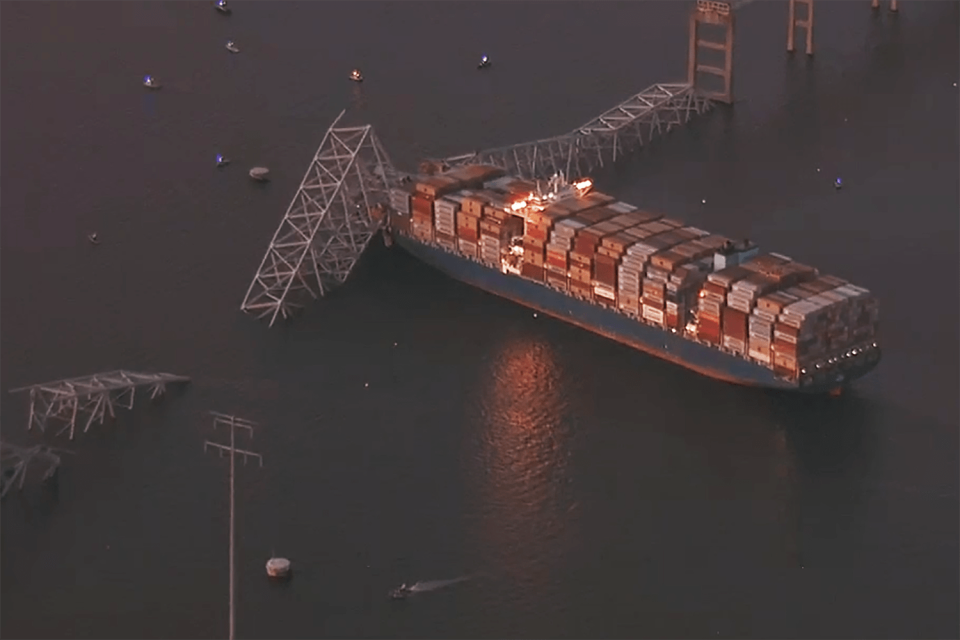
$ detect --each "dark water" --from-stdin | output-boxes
[2,2,958,638]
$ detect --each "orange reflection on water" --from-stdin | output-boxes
[468,332,576,592]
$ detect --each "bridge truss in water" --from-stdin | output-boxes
[8,370,191,440]
[0,441,67,500]
[240,109,400,327]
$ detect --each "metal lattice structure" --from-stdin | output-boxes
[440,83,713,181]
[241,109,400,326]
[0,441,68,500]
[8,370,191,440]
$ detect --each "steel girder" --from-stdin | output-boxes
[241,110,399,326]
[442,83,713,181]
[8,370,191,440]
[0,442,67,499]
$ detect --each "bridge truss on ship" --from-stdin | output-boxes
[439,83,713,182]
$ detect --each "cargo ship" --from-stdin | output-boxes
[385,165,881,393]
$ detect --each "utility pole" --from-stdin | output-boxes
[203,411,263,640]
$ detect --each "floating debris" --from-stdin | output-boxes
[249,167,270,182]
[266,557,291,579]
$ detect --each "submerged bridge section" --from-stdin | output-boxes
[0,441,66,500]
[9,370,191,440]
[440,83,712,182]
[240,109,399,327]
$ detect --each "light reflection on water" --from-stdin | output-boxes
[464,332,577,606]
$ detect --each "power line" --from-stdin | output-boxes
[203,411,263,640]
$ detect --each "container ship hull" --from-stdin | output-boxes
[394,234,880,393]
[387,165,881,394]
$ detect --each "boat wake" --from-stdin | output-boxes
[408,574,473,593]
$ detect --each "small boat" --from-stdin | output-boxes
[389,583,414,600]
[215,0,231,15]
[834,177,843,190]
[88,233,100,245]
[477,54,491,70]
[216,154,230,168]
[249,167,270,182]
[350,68,363,83]
[143,75,161,90]
[226,40,240,54]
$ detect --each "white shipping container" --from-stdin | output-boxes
[722,335,746,352]
[682,226,709,238]
[752,307,778,322]
[642,305,665,325]
[556,219,586,231]
[607,201,638,214]
[748,349,772,364]
[434,198,460,215]
[594,285,616,300]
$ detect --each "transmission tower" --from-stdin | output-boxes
[203,411,263,640]
[241,109,400,327]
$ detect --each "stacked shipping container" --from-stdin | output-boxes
[387,165,879,383]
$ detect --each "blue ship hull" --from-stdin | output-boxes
[394,234,881,393]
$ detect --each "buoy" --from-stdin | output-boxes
[266,557,291,579]
[533,312,538,318]
[701,199,706,204]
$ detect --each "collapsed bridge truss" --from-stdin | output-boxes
[240,110,400,327]
[440,83,713,182]
[8,370,191,440]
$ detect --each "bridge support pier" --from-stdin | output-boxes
[688,1,735,105]
[787,0,815,55]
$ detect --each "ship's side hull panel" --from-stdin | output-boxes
[395,235,879,393]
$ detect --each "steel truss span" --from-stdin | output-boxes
[8,370,191,440]
[241,110,399,326]
[440,83,713,181]
[0,441,66,499]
